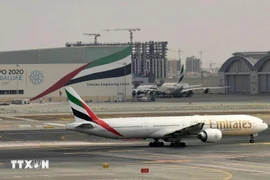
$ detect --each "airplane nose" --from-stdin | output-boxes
[263,123,268,130]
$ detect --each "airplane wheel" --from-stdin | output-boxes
[159,142,164,147]
[150,141,164,147]
[250,139,254,143]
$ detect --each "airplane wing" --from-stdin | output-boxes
[181,86,230,93]
[151,123,204,138]
[183,84,203,88]
[164,123,205,137]
[134,86,158,93]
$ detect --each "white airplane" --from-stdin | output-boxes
[46,87,268,147]
[133,65,229,97]
[155,65,230,97]
[132,67,185,96]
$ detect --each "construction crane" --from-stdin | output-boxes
[83,33,101,44]
[101,28,141,44]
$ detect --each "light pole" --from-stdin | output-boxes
[123,62,127,101]
[16,64,19,99]
[198,51,203,85]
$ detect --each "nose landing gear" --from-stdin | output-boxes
[250,134,256,143]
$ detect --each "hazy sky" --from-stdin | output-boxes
[1,0,270,68]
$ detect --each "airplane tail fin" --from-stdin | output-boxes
[65,86,99,123]
[65,87,123,137]
[178,65,184,84]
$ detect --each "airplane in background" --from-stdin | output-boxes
[45,87,268,147]
[133,65,229,97]
[132,84,157,96]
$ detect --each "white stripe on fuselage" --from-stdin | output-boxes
[72,115,264,139]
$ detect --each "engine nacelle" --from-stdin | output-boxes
[197,129,222,143]
[204,88,209,94]
[188,90,194,95]
[182,90,193,97]
[132,89,145,96]
[132,90,136,96]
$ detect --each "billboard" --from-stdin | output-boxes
[0,46,132,101]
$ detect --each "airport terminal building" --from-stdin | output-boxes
[218,51,270,94]
[0,45,132,101]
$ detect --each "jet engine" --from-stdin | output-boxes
[204,88,209,94]
[197,129,222,143]
[132,90,136,96]
[185,90,193,97]
[132,89,145,96]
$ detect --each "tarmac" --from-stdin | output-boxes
[2,94,270,116]
[0,94,270,179]
[0,129,269,180]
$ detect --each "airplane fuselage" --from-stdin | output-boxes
[67,114,267,139]
[158,83,184,95]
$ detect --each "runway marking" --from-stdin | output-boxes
[198,164,270,174]
[108,149,145,152]
[43,125,55,129]
[61,134,89,141]
[0,134,72,151]
[207,161,270,174]
[12,175,22,178]
[60,118,73,121]
[61,134,71,141]
[188,166,232,180]
[2,134,83,150]
[1,172,116,179]
[240,142,270,145]
[38,144,70,150]
[167,165,232,180]
[9,116,38,122]
[0,135,19,141]
[189,178,225,180]
[144,159,192,163]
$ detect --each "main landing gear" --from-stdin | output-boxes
[148,139,186,147]
[149,139,164,147]
[250,134,255,143]
[170,141,186,147]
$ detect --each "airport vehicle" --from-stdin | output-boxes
[46,87,268,147]
[132,65,229,97]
